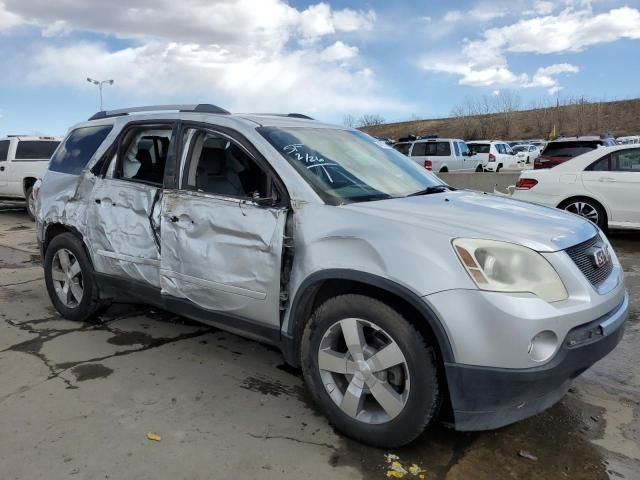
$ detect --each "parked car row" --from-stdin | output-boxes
[29,104,628,448]
[392,136,535,173]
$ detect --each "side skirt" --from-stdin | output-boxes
[95,272,282,347]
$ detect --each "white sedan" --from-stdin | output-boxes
[512,145,640,230]
[511,144,541,165]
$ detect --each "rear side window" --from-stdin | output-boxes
[453,142,460,156]
[15,141,60,160]
[393,143,411,155]
[0,140,9,161]
[410,142,426,156]
[424,142,451,156]
[468,143,489,154]
[49,125,113,175]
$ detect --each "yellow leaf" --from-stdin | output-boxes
[386,470,405,478]
[146,432,161,442]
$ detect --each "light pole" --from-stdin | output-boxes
[86,77,114,111]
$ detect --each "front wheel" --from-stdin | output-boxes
[301,294,440,448]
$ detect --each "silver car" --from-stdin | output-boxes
[35,104,628,447]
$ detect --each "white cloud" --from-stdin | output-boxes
[444,10,462,22]
[548,86,563,95]
[0,1,22,31]
[24,41,405,116]
[492,90,500,96]
[526,63,579,88]
[0,0,399,118]
[524,1,554,16]
[421,5,639,92]
[320,41,359,61]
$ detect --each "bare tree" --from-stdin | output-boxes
[342,114,357,128]
[493,90,521,138]
[356,114,386,127]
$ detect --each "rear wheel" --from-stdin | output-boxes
[44,233,102,321]
[301,294,440,448]
[496,164,502,172]
[559,198,607,229]
[475,164,483,172]
[25,186,36,221]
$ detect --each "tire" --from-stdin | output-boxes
[44,233,102,322]
[301,294,440,448]
[475,164,483,172]
[559,197,607,229]
[25,186,36,221]
[496,164,502,173]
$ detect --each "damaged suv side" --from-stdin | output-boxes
[36,105,628,448]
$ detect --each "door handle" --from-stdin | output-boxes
[598,177,616,183]
[169,215,179,223]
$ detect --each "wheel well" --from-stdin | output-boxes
[557,196,608,224]
[287,277,453,418]
[439,167,448,173]
[43,223,88,259]
[23,177,37,196]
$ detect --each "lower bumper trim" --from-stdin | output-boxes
[445,292,628,431]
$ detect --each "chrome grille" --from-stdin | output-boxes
[565,235,613,287]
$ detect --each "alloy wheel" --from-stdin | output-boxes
[317,318,410,424]
[51,248,84,308]
[564,201,599,224]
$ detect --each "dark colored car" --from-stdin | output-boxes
[535,136,616,169]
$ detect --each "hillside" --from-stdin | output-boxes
[361,97,640,141]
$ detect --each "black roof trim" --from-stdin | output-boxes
[88,104,230,121]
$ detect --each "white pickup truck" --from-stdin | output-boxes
[0,135,60,219]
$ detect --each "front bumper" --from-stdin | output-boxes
[445,293,628,431]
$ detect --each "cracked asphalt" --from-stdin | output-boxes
[1,204,639,480]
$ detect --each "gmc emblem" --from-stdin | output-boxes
[590,246,610,269]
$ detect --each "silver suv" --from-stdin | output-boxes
[35,104,628,447]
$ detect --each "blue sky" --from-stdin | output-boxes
[0,0,639,135]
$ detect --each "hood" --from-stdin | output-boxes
[344,190,597,252]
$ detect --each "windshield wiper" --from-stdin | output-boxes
[406,185,453,197]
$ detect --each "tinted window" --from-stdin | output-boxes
[541,141,600,159]
[468,143,489,154]
[453,141,460,156]
[49,126,113,175]
[410,142,426,156]
[612,149,640,172]
[393,143,411,155]
[0,140,9,161]
[586,155,610,171]
[15,141,60,160]
[424,141,451,156]
[496,144,505,154]
[458,142,470,156]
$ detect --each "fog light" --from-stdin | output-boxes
[528,331,558,362]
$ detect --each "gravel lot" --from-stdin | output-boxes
[1,203,638,480]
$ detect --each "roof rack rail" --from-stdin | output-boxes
[287,113,314,120]
[88,104,230,121]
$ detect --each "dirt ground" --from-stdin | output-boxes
[1,203,638,480]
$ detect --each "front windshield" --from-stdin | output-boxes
[258,127,444,204]
[512,145,528,153]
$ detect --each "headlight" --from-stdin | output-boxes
[453,238,568,302]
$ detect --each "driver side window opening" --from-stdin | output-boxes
[116,126,173,185]
[181,128,273,201]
